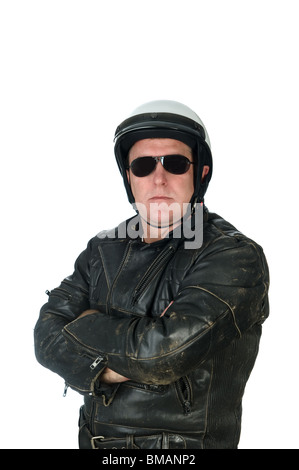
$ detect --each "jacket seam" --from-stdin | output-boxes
[201,359,214,448]
[97,244,111,290]
[185,285,242,338]
[127,308,231,362]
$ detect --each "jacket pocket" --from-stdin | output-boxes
[122,381,168,394]
[175,376,192,415]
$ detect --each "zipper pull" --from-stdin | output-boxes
[183,400,191,414]
[90,355,104,371]
[63,382,69,397]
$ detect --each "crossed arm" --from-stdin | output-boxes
[34,238,269,394]
[78,301,173,384]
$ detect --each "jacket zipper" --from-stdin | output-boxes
[89,399,97,435]
[49,284,89,301]
[106,240,132,314]
[124,381,167,393]
[131,245,175,306]
[50,287,72,301]
[175,376,192,415]
[62,281,89,297]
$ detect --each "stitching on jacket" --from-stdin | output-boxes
[106,242,132,314]
[125,309,230,362]
[202,359,214,448]
[97,244,111,290]
[187,285,242,338]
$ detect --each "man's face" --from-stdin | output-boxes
[127,138,194,228]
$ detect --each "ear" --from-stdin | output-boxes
[126,169,130,185]
[201,165,210,182]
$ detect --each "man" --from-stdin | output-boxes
[34,100,269,449]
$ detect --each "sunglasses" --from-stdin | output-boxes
[127,155,194,177]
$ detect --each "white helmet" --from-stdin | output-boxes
[114,100,213,206]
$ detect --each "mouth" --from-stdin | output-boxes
[149,196,173,202]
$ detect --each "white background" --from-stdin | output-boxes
[0,0,298,449]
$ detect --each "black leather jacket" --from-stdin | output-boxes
[34,209,269,449]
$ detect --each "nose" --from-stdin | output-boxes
[152,158,168,184]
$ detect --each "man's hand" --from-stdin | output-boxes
[101,367,130,384]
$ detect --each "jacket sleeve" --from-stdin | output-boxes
[34,238,107,395]
[62,237,270,386]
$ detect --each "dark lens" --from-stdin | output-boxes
[163,155,191,174]
[130,157,156,177]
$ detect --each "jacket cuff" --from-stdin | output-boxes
[58,327,108,395]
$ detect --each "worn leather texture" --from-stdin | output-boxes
[34,209,269,449]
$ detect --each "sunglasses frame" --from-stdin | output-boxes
[127,154,194,177]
